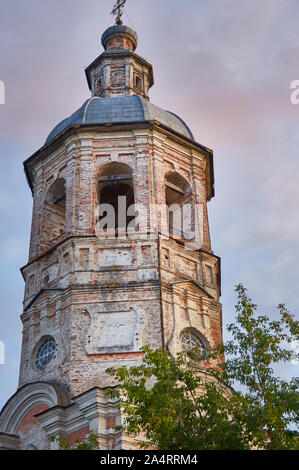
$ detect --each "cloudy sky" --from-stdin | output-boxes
[0,0,298,409]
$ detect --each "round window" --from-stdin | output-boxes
[35,337,56,370]
[180,330,207,358]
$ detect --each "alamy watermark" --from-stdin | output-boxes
[0,80,5,104]
[0,340,5,365]
[94,198,204,251]
[290,80,299,105]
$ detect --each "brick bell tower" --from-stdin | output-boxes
[0,12,223,450]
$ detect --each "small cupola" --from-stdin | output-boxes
[101,24,138,52]
[85,23,154,101]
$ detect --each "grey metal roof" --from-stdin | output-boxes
[101,25,138,50]
[45,95,194,144]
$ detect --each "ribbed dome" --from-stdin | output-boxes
[45,95,194,144]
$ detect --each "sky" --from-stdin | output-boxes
[0,0,298,410]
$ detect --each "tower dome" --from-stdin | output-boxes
[101,24,138,51]
[45,22,194,146]
[45,95,194,144]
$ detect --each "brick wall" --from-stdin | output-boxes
[20,126,222,412]
[17,404,50,450]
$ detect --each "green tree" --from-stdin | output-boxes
[106,284,299,450]
[222,284,299,449]
[49,431,100,450]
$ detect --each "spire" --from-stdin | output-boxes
[111,0,127,25]
[84,2,154,100]
[105,1,138,51]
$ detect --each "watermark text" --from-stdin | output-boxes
[95,199,204,251]
[290,80,299,105]
[0,340,5,365]
[0,80,5,104]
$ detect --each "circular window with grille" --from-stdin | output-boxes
[35,337,56,370]
[180,330,208,358]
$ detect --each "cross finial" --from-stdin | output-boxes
[111,0,126,25]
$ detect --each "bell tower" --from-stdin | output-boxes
[0,8,223,451]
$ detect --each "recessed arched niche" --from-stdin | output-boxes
[97,162,135,236]
[41,178,66,243]
[165,172,195,241]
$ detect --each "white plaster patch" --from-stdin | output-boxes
[176,255,197,279]
[84,307,146,354]
[41,262,59,285]
[96,310,137,349]
[100,248,132,266]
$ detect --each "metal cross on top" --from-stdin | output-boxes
[111,0,127,25]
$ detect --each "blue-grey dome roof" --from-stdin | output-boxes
[45,95,194,144]
[101,25,138,50]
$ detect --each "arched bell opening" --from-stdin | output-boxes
[165,172,195,241]
[97,163,135,236]
[41,178,66,243]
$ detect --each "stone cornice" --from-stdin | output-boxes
[23,123,214,200]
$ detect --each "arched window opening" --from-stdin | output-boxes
[97,163,135,236]
[165,172,194,241]
[42,178,66,242]
[135,74,143,91]
[95,77,103,96]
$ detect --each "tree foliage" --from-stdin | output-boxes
[49,431,100,450]
[106,284,299,450]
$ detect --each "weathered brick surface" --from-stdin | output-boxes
[17,404,50,450]
[67,426,90,447]
[18,128,223,395]
[0,23,223,451]
[106,37,135,51]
